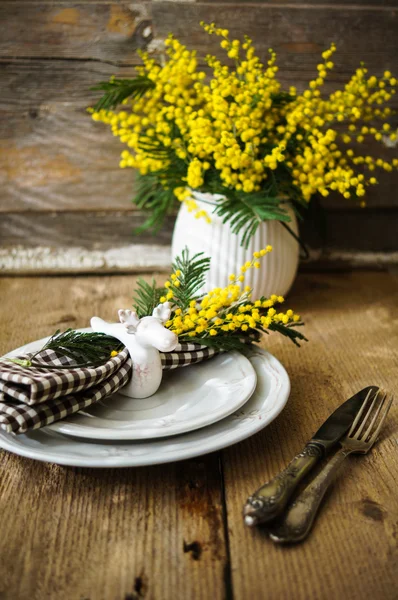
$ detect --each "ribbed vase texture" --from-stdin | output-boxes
[171,193,299,298]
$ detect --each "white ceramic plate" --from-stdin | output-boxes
[0,347,290,467]
[47,351,257,440]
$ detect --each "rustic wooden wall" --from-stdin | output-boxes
[1,1,397,273]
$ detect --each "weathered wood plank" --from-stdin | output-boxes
[151,3,398,74]
[0,274,228,600]
[2,3,396,73]
[0,110,136,211]
[3,0,398,6]
[223,270,398,600]
[1,56,396,212]
[1,209,398,274]
[0,58,136,114]
[1,245,398,275]
[1,103,397,213]
[1,209,398,252]
[0,244,174,274]
[299,208,398,253]
[194,0,398,5]
[0,86,397,214]
[8,56,394,128]
[0,3,152,62]
[0,57,141,211]
[0,211,175,248]
[0,454,228,600]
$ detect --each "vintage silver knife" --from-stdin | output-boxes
[243,385,379,527]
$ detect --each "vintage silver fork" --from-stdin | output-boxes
[268,388,393,543]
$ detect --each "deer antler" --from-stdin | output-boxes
[118,309,140,333]
[152,302,172,323]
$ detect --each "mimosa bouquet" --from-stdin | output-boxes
[90,22,397,247]
[132,245,306,351]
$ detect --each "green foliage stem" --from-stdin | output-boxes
[91,76,155,111]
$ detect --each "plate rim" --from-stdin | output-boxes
[0,346,290,468]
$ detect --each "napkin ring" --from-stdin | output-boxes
[91,302,178,399]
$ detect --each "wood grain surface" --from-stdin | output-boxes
[151,2,398,74]
[2,207,398,252]
[0,3,151,62]
[0,270,397,600]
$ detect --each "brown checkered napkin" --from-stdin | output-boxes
[0,342,218,434]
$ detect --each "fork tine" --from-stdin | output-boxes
[368,392,393,445]
[348,388,374,436]
[355,389,380,439]
[362,390,387,441]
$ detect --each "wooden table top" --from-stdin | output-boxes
[0,270,397,600]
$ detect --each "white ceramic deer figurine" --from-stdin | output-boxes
[91,302,178,399]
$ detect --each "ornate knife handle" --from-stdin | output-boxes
[244,443,324,525]
[268,447,350,543]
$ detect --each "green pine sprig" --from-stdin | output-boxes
[133,173,179,234]
[170,249,211,311]
[183,320,307,352]
[132,278,166,318]
[91,76,155,111]
[185,331,260,354]
[270,91,296,107]
[214,190,291,249]
[267,321,308,347]
[8,329,123,369]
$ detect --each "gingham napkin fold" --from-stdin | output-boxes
[0,342,217,434]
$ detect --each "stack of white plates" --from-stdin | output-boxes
[0,336,290,467]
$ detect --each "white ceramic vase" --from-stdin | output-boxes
[171,191,299,298]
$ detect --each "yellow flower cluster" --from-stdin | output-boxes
[159,268,182,303]
[281,53,398,203]
[91,22,397,214]
[162,247,300,340]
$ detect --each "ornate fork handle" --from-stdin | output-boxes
[268,447,351,543]
[244,443,324,525]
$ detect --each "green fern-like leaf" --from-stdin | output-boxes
[171,249,211,311]
[132,278,166,318]
[91,76,155,111]
[137,140,175,160]
[214,190,291,249]
[267,321,308,347]
[133,174,179,234]
[9,329,124,369]
[271,91,296,107]
[42,329,123,362]
[183,331,260,353]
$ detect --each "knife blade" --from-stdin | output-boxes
[243,385,379,526]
